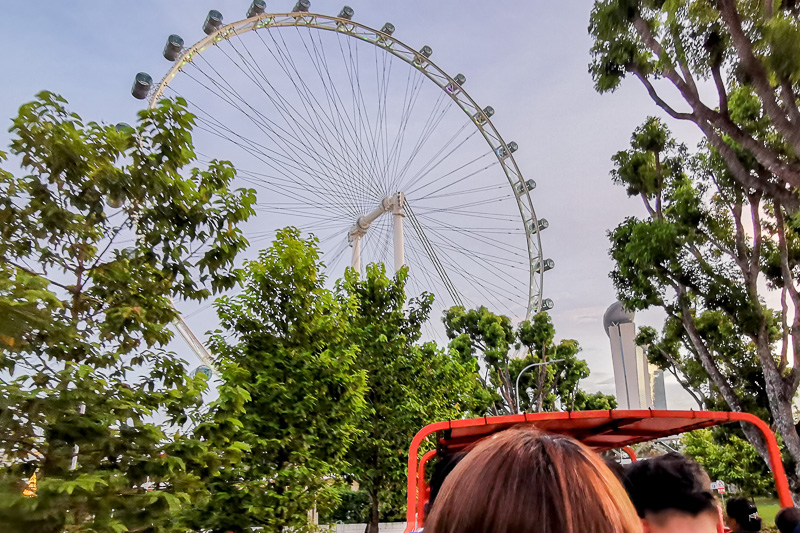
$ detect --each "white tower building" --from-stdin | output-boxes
[603,302,665,410]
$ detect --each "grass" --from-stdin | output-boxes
[752,496,780,531]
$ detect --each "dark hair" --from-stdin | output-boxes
[623,452,716,518]
[726,497,761,531]
[424,427,642,533]
[604,456,627,481]
[775,507,800,533]
[424,451,466,518]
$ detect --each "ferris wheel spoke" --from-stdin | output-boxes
[338,34,386,198]
[192,120,363,218]
[188,61,368,215]
[406,206,525,302]
[415,213,529,259]
[296,27,382,208]
[176,79,363,213]
[264,26,383,207]
[190,46,371,214]
[407,158,498,199]
[267,28,383,207]
[391,95,460,190]
[417,183,508,201]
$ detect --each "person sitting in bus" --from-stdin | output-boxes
[775,507,800,533]
[623,452,724,533]
[423,426,642,533]
[725,497,761,532]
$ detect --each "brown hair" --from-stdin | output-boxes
[424,427,642,533]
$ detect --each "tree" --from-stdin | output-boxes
[186,229,367,533]
[338,264,487,533]
[444,306,617,415]
[607,116,800,493]
[589,0,800,212]
[683,428,774,497]
[0,93,255,531]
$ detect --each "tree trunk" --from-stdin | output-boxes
[365,490,380,533]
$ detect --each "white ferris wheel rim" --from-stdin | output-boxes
[145,9,546,322]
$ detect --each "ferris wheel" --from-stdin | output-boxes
[130,0,554,360]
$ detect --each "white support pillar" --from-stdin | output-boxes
[392,192,406,272]
[348,192,406,275]
[351,233,362,273]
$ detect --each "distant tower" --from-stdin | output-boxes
[653,369,667,409]
[604,302,659,410]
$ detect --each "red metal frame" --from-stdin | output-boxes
[622,445,637,462]
[403,410,792,533]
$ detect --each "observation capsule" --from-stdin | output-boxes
[131,72,152,100]
[191,365,213,379]
[293,0,311,12]
[473,106,494,124]
[497,141,519,159]
[527,218,549,233]
[203,10,224,35]
[247,0,266,18]
[534,298,555,312]
[163,34,184,61]
[533,258,555,273]
[338,6,354,19]
[380,22,395,36]
[513,178,536,195]
[419,45,433,58]
[446,73,466,94]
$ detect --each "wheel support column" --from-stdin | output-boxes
[349,192,406,274]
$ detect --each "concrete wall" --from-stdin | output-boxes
[323,523,407,533]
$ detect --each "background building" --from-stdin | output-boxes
[603,302,667,409]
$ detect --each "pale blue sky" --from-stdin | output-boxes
[0,1,703,408]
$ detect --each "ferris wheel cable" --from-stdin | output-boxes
[401,126,481,195]
[417,237,524,315]
[421,240,530,270]
[408,150,494,197]
[258,29,386,206]
[405,204,464,307]
[413,194,515,214]
[189,116,365,219]
[415,210,519,222]
[408,161,500,201]
[292,31,387,208]
[266,27,387,205]
[183,72,371,216]
[383,65,426,191]
[185,56,374,213]
[429,238,532,297]
[418,216,530,259]
[415,183,507,201]
[406,213,528,298]
[392,99,462,192]
[336,32,387,199]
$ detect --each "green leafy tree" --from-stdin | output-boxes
[444,306,617,415]
[589,0,800,213]
[0,93,255,532]
[607,116,800,493]
[684,428,774,497]
[338,264,487,533]
[186,228,367,533]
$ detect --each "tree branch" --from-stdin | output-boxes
[716,0,800,153]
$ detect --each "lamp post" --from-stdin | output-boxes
[515,359,564,414]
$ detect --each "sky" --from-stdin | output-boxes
[0,1,704,408]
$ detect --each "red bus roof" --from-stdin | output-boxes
[404,410,792,533]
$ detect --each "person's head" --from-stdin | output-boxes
[623,452,722,533]
[726,497,761,531]
[424,427,642,533]
[775,507,800,533]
